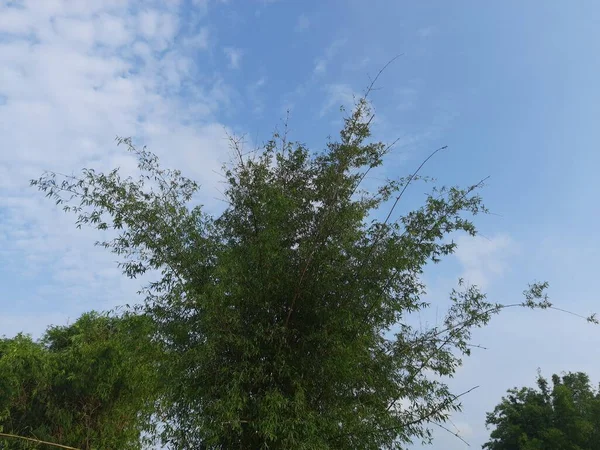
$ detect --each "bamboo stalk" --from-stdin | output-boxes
[0,432,81,449]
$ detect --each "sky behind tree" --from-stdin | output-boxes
[1,1,599,448]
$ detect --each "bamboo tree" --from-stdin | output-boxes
[31,90,596,449]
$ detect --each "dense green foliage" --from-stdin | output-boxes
[484,371,600,450]
[0,312,160,449]
[32,95,565,449]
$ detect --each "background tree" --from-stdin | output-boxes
[32,91,591,449]
[0,311,160,449]
[483,371,600,450]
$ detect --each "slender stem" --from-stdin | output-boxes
[0,432,81,450]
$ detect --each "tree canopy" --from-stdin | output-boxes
[0,312,160,450]
[484,371,600,450]
[31,93,582,449]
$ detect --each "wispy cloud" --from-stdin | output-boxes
[454,234,517,289]
[417,26,435,38]
[182,27,210,49]
[313,60,327,76]
[281,37,348,113]
[247,77,267,115]
[394,87,419,111]
[224,46,244,69]
[295,14,310,32]
[319,83,358,117]
[313,38,347,76]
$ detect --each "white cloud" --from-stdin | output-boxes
[138,10,160,37]
[320,83,358,117]
[313,38,346,76]
[0,0,234,337]
[95,14,134,47]
[295,14,310,32]
[454,234,517,289]
[182,27,210,49]
[224,46,243,69]
[313,59,327,75]
[282,38,352,113]
[0,6,33,34]
[53,16,96,47]
[138,9,179,50]
[395,87,418,111]
[417,26,435,38]
[247,76,267,115]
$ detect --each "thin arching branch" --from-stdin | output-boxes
[432,420,471,447]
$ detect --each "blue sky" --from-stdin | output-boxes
[1,0,600,448]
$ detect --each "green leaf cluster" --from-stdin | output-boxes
[484,371,600,450]
[0,312,160,450]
